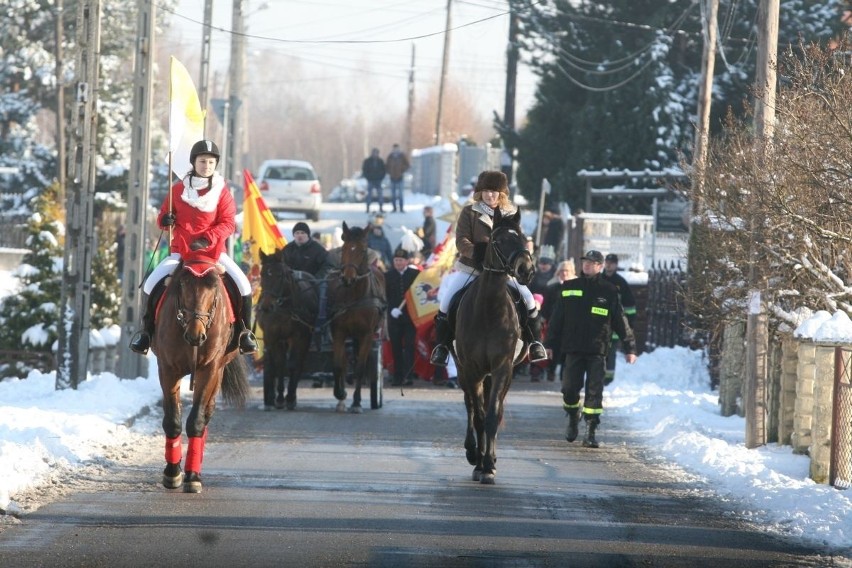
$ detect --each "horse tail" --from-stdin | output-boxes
[221,356,250,409]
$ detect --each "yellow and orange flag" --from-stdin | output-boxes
[242,169,286,359]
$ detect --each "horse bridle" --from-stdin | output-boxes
[340,246,371,282]
[483,226,531,278]
[261,261,296,309]
[175,269,220,335]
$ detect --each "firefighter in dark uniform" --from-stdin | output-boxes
[385,248,420,386]
[545,250,637,448]
[601,253,637,384]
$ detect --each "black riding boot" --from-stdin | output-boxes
[582,418,600,449]
[239,295,258,354]
[565,408,580,442]
[129,280,166,355]
[429,311,451,367]
[526,309,547,362]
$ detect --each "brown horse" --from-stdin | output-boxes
[450,208,535,484]
[151,260,250,493]
[256,249,318,410]
[328,222,386,412]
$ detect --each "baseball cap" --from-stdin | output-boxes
[581,250,604,263]
[605,253,618,263]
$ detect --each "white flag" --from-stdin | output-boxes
[168,57,205,180]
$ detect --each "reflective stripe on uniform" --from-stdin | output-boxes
[591,306,608,316]
[562,289,582,297]
[563,401,580,411]
[582,407,603,415]
[624,306,637,315]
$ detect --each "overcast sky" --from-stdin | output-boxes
[159,0,539,123]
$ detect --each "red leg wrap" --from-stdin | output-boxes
[165,435,182,465]
[184,428,207,473]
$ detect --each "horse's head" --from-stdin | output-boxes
[173,262,225,347]
[340,221,370,286]
[259,249,296,303]
[486,209,535,285]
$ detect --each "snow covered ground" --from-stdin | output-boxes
[1,195,851,559]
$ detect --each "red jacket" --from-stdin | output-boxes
[159,175,236,263]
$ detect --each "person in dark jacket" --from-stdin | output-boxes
[545,249,637,449]
[529,244,556,296]
[385,248,420,386]
[367,223,394,269]
[601,253,637,384]
[385,143,410,213]
[420,206,436,259]
[361,148,386,214]
[281,222,332,277]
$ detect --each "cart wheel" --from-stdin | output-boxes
[370,345,383,409]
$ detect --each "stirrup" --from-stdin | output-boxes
[528,342,547,363]
[430,345,449,367]
[129,331,151,355]
[239,331,258,354]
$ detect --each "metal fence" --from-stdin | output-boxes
[644,261,689,352]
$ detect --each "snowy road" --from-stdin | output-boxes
[0,379,837,567]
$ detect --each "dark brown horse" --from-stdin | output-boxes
[256,249,318,410]
[328,222,386,412]
[450,208,535,484]
[151,260,250,493]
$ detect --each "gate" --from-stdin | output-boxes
[831,347,852,489]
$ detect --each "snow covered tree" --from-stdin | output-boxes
[509,0,844,212]
[688,40,852,333]
[0,184,64,375]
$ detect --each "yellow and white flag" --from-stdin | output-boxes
[168,56,205,180]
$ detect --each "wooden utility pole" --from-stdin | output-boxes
[227,0,245,182]
[501,7,519,197]
[116,0,156,381]
[744,0,779,450]
[434,0,452,145]
[57,0,101,390]
[690,0,718,214]
[405,43,415,153]
[199,0,213,125]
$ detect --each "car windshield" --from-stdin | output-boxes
[265,166,314,181]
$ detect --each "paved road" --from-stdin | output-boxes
[0,378,843,567]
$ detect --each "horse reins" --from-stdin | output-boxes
[483,227,531,278]
[175,262,220,335]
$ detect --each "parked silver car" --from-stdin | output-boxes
[256,159,321,222]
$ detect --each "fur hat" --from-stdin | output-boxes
[474,170,509,194]
[293,222,310,235]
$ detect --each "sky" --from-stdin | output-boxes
[1,242,852,559]
[159,0,539,122]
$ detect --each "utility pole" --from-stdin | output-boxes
[691,0,718,215]
[501,8,519,198]
[405,43,415,153]
[116,0,156,381]
[55,0,66,195]
[227,0,245,182]
[434,0,452,146]
[199,0,213,125]
[57,0,101,390]
[744,0,779,450]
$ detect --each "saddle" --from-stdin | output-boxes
[446,282,528,333]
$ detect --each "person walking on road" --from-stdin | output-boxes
[601,253,637,384]
[385,143,410,213]
[545,250,637,449]
[362,148,386,214]
[385,248,419,386]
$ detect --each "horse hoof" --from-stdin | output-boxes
[275,399,285,410]
[336,401,346,413]
[472,468,482,482]
[183,471,203,494]
[162,470,183,489]
[286,400,297,411]
[349,405,363,414]
[480,473,496,485]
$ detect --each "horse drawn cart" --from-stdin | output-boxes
[256,222,386,413]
